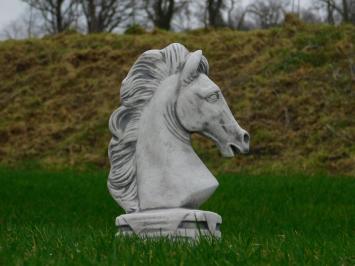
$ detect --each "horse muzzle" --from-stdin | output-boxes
[222,129,250,157]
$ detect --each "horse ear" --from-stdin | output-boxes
[180,50,202,87]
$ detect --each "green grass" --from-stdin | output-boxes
[0,167,354,265]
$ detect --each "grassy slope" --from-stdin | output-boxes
[0,167,354,265]
[0,23,354,175]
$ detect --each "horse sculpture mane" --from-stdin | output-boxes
[108,43,209,213]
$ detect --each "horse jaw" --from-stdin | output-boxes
[204,130,250,157]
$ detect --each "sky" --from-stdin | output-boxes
[0,0,27,28]
[0,0,313,31]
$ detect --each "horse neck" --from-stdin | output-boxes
[136,76,193,160]
[135,76,218,210]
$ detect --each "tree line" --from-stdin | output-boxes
[2,0,355,39]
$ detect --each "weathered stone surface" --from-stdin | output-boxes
[107,43,249,239]
[116,209,222,239]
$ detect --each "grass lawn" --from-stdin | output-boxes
[0,166,354,265]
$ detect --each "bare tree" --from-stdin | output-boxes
[0,7,42,39]
[191,0,247,30]
[126,0,146,26]
[21,0,79,34]
[340,0,355,23]
[0,20,26,40]
[80,0,132,33]
[227,0,248,29]
[192,0,234,28]
[290,0,301,16]
[172,1,193,31]
[246,0,286,29]
[191,0,209,28]
[300,9,322,24]
[315,0,355,24]
[144,0,188,30]
[206,0,225,27]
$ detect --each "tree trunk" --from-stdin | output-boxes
[327,2,335,24]
[342,0,349,22]
[88,0,98,33]
[56,0,63,32]
[154,0,174,30]
[351,0,355,24]
[207,0,224,27]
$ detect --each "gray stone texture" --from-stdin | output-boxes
[108,43,249,239]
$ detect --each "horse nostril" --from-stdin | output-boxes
[243,133,250,143]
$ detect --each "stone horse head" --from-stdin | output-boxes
[108,43,249,213]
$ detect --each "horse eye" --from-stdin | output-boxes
[206,92,219,103]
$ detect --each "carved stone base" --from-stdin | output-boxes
[116,208,222,239]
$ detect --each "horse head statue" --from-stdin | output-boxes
[108,43,249,214]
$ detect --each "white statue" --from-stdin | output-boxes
[108,43,249,239]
